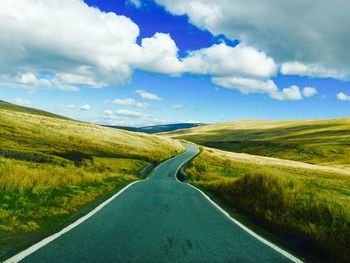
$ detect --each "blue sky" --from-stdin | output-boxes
[1,0,349,126]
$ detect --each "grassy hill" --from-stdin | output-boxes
[0,100,70,120]
[185,146,350,262]
[0,101,184,259]
[105,123,205,134]
[164,119,350,168]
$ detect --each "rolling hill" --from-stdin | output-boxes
[105,123,205,134]
[0,101,184,259]
[163,119,350,168]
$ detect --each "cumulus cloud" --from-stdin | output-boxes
[281,62,346,80]
[114,109,148,118]
[112,98,149,108]
[302,87,318,98]
[337,92,350,101]
[183,43,277,79]
[80,104,91,111]
[154,0,350,80]
[131,33,184,75]
[136,90,163,101]
[0,0,333,101]
[0,0,141,88]
[271,86,303,101]
[212,77,278,95]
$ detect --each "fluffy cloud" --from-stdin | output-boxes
[212,77,277,95]
[131,33,183,75]
[0,0,140,87]
[271,86,303,101]
[281,62,345,80]
[302,87,318,98]
[114,109,148,118]
[0,0,331,101]
[136,90,163,101]
[154,0,350,79]
[80,104,91,111]
[183,43,277,79]
[337,92,350,101]
[112,98,149,108]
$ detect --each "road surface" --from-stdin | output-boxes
[7,144,300,263]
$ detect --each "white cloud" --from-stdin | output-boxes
[155,0,350,80]
[114,109,148,118]
[302,87,318,98]
[112,98,149,108]
[131,33,184,75]
[136,90,163,101]
[337,92,350,101]
[281,62,346,80]
[271,86,303,101]
[80,104,91,111]
[0,0,141,87]
[55,73,106,89]
[173,104,184,109]
[183,43,277,79]
[13,98,31,106]
[0,1,281,98]
[212,77,278,95]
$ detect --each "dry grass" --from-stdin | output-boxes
[185,147,350,262]
[0,106,184,260]
[164,118,350,168]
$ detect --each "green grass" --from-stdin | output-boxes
[0,103,184,260]
[0,100,70,120]
[164,119,350,168]
[185,147,350,262]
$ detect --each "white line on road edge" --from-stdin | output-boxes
[4,147,191,263]
[176,145,303,263]
[4,180,142,263]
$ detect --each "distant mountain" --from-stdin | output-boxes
[105,123,205,134]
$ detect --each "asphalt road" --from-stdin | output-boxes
[9,144,299,263]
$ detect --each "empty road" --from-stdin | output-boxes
[7,144,300,263]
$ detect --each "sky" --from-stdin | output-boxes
[0,0,349,126]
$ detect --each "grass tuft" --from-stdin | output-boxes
[186,147,350,262]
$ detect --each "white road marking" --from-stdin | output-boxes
[176,145,304,263]
[5,145,303,263]
[4,147,190,262]
[4,180,141,263]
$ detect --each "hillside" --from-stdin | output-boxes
[105,123,205,134]
[0,100,70,120]
[164,119,350,168]
[185,146,350,262]
[0,102,184,259]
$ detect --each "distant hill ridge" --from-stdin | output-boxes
[105,123,205,134]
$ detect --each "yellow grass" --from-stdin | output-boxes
[185,147,350,262]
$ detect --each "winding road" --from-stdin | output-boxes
[6,144,301,263]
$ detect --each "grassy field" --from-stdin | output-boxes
[164,119,350,168]
[185,146,350,262]
[0,102,184,259]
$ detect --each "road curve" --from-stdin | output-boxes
[7,143,299,263]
